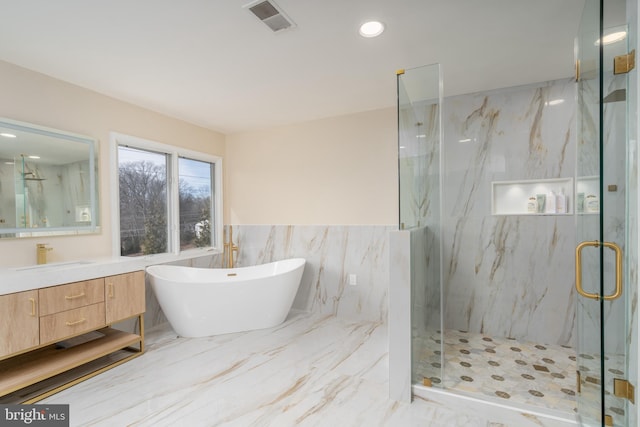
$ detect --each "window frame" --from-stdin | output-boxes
[110,132,223,258]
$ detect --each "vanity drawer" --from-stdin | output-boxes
[39,302,106,345]
[39,278,105,316]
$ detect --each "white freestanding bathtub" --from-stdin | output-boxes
[146,258,305,337]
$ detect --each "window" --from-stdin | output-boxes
[111,133,221,257]
[178,157,214,250]
[118,147,168,256]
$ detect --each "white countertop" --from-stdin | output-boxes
[0,249,220,295]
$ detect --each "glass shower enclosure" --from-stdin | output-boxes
[396,64,444,388]
[393,5,638,426]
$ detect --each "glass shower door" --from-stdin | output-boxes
[575,0,631,425]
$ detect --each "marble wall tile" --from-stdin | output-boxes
[412,226,441,333]
[388,230,411,402]
[442,79,577,346]
[399,102,440,230]
[600,75,628,357]
[232,225,393,323]
[143,226,392,332]
[410,225,443,385]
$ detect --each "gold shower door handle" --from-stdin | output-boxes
[575,240,623,300]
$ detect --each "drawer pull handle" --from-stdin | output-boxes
[65,318,86,326]
[108,283,114,298]
[29,298,36,316]
[65,292,86,300]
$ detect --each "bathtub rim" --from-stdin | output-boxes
[145,257,306,283]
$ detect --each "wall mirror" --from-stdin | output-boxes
[0,118,98,238]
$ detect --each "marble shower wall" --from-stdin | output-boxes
[443,78,577,346]
[600,71,630,357]
[399,103,440,230]
[411,226,441,336]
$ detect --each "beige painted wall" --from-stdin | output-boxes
[225,108,398,225]
[0,61,225,267]
[0,60,398,266]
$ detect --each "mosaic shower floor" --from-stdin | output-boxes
[415,329,629,424]
[414,329,578,414]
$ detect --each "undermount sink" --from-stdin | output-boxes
[13,260,94,271]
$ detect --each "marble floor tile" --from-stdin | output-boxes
[42,312,577,426]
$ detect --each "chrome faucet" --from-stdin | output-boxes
[224,226,239,268]
[36,243,52,264]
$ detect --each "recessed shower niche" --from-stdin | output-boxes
[491,178,574,215]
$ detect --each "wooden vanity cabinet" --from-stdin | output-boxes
[39,277,106,345]
[0,270,146,403]
[38,278,104,316]
[0,290,39,358]
[105,271,145,324]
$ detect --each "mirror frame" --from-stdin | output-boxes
[0,118,99,239]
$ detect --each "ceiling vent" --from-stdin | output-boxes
[244,0,295,33]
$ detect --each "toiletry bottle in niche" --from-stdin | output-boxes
[536,194,546,213]
[527,197,538,213]
[585,194,600,213]
[556,188,567,214]
[545,190,556,214]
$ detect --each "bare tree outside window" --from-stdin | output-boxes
[115,138,219,256]
[118,147,168,256]
[179,157,214,250]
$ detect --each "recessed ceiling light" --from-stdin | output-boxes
[359,21,385,38]
[4,161,14,165]
[28,155,40,159]
[595,31,627,46]
[0,133,16,138]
